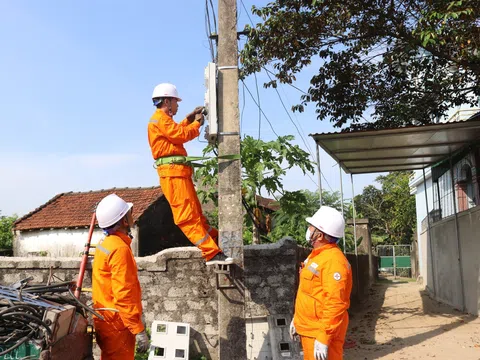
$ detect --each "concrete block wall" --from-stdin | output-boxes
[0,237,375,359]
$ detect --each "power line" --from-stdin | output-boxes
[241,80,280,137]
[240,0,255,26]
[262,70,334,192]
[264,69,315,158]
[208,0,217,34]
[253,72,262,140]
[240,81,246,133]
[204,1,215,61]
[262,67,308,95]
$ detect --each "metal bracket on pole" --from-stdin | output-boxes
[214,264,237,290]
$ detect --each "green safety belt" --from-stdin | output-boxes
[155,154,241,168]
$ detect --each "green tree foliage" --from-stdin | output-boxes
[195,135,315,207]
[241,0,480,130]
[0,212,17,250]
[355,171,416,244]
[267,189,335,243]
[194,135,315,244]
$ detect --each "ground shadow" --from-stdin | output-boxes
[344,277,476,359]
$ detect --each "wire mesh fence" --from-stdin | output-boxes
[377,245,412,278]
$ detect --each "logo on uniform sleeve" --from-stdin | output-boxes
[333,272,341,281]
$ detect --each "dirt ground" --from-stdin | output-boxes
[344,278,480,360]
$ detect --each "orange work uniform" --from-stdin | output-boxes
[92,232,144,360]
[148,108,220,261]
[294,243,352,360]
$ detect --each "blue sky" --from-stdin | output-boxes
[0,0,378,217]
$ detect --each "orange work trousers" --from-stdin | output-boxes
[300,316,348,360]
[160,175,220,261]
[95,320,136,360]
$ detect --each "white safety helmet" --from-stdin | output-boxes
[306,206,345,239]
[151,83,182,102]
[96,194,133,229]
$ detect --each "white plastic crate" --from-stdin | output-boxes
[148,321,190,360]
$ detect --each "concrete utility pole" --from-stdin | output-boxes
[217,0,246,358]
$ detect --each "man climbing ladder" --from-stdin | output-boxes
[147,82,233,266]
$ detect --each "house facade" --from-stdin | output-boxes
[409,112,480,315]
[410,110,480,281]
[13,187,191,257]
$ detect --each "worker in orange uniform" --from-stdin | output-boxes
[92,194,149,359]
[148,82,233,266]
[290,206,352,360]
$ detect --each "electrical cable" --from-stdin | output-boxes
[264,69,315,158]
[253,72,262,140]
[241,80,280,137]
[0,279,98,357]
[240,0,255,26]
[205,0,215,62]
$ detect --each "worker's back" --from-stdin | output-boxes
[92,232,143,332]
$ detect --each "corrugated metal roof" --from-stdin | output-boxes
[311,115,480,174]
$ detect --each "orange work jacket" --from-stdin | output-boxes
[92,232,144,335]
[148,109,201,178]
[294,243,352,345]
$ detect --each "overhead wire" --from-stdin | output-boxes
[236,4,333,192]
[205,0,216,62]
[241,81,246,133]
[253,72,262,140]
[241,80,280,137]
[262,70,335,192]
[264,70,315,158]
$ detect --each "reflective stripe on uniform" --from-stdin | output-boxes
[96,244,111,256]
[194,233,209,246]
[207,226,213,234]
[149,120,158,123]
[307,265,320,276]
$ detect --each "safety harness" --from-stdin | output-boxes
[155,154,240,168]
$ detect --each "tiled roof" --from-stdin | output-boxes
[256,195,280,211]
[14,187,164,231]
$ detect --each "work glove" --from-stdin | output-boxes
[136,330,149,354]
[314,340,328,360]
[289,319,299,341]
[195,113,205,126]
[186,106,205,122]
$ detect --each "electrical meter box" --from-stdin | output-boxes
[204,62,218,144]
[148,321,190,360]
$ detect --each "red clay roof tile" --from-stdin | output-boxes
[14,187,163,231]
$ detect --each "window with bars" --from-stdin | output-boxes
[432,152,478,221]
[433,171,454,220]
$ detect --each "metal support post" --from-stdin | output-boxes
[423,168,436,296]
[339,164,346,253]
[393,245,396,279]
[316,144,323,205]
[351,174,361,298]
[351,174,358,256]
[449,157,466,312]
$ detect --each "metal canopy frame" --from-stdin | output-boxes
[311,116,480,312]
[311,118,480,175]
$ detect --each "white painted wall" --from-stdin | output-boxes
[410,169,434,281]
[15,228,105,257]
[15,226,140,258]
